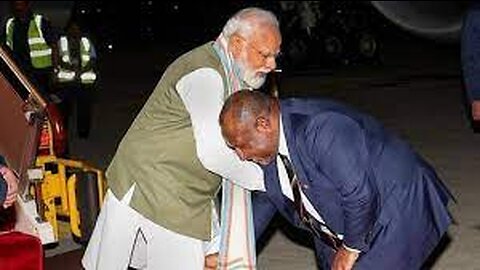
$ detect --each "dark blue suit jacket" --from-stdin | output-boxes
[462,2,480,102]
[253,98,452,269]
[0,155,7,205]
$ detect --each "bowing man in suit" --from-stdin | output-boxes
[219,90,453,270]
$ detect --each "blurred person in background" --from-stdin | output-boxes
[1,1,58,96]
[54,19,98,138]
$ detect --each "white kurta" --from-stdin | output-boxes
[82,185,219,270]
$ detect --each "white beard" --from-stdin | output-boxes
[243,68,267,89]
[236,51,267,89]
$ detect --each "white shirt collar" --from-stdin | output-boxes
[278,114,290,158]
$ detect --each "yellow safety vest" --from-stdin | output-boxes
[5,14,52,69]
[57,36,96,84]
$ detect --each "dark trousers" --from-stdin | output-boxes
[56,82,95,138]
[314,237,336,270]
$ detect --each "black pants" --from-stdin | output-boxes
[56,83,95,138]
[314,237,336,270]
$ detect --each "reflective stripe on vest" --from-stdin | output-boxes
[5,18,14,48]
[5,15,52,68]
[80,37,91,67]
[80,37,95,84]
[80,71,96,84]
[59,36,71,63]
[57,36,74,82]
[57,70,76,82]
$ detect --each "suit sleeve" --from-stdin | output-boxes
[252,191,277,241]
[304,113,377,252]
[0,155,7,204]
[461,5,480,102]
[0,173,6,205]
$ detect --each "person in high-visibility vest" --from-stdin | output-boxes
[0,1,58,95]
[54,20,98,138]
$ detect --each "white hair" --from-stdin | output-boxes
[221,7,280,40]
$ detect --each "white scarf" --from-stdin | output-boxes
[213,34,257,270]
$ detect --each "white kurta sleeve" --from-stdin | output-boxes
[176,68,265,191]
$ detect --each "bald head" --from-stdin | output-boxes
[220,90,270,132]
[220,90,279,165]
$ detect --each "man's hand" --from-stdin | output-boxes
[471,101,480,121]
[0,166,19,208]
[331,245,360,270]
[204,253,218,270]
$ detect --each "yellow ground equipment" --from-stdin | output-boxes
[31,155,106,244]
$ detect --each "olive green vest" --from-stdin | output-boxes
[107,42,227,240]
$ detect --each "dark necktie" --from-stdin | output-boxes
[278,154,305,218]
[278,153,343,251]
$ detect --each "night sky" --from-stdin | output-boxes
[0,1,470,72]
[65,1,468,71]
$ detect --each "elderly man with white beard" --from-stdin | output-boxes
[82,7,282,270]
